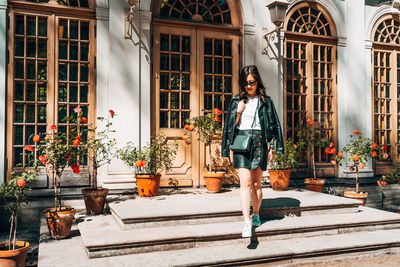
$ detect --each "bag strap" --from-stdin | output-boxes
[250,98,260,128]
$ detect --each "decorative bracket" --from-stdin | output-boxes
[262,26,281,55]
[124,0,139,39]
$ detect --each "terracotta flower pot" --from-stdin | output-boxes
[269,169,292,191]
[0,241,30,267]
[43,207,76,239]
[204,172,225,193]
[136,174,161,197]
[344,190,368,206]
[304,178,325,193]
[82,188,109,215]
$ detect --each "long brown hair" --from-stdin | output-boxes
[238,65,267,104]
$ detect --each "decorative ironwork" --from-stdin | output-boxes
[286,6,332,36]
[374,18,400,44]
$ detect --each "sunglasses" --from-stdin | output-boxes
[244,80,257,86]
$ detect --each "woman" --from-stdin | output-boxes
[222,65,284,238]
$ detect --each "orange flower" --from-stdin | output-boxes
[353,130,360,134]
[381,181,387,185]
[337,152,343,158]
[293,144,297,149]
[39,155,47,165]
[184,124,190,130]
[325,148,331,154]
[330,148,336,154]
[213,116,220,122]
[33,135,40,143]
[353,155,360,162]
[50,125,57,130]
[73,139,80,146]
[17,179,26,188]
[24,145,34,152]
[307,120,314,126]
[135,160,142,167]
[140,160,146,167]
[372,151,377,157]
[75,136,82,142]
[371,143,378,149]
[79,117,87,123]
[377,180,382,186]
[213,108,222,115]
[359,163,365,169]
[188,124,194,131]
[66,153,71,162]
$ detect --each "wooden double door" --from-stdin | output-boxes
[152,24,240,187]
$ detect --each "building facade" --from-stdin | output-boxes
[0,0,399,190]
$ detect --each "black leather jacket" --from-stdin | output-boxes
[221,94,284,157]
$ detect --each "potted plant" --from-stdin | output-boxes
[268,138,299,191]
[37,107,83,239]
[335,130,388,206]
[185,108,227,192]
[81,110,116,215]
[297,119,331,192]
[0,147,38,266]
[118,133,179,197]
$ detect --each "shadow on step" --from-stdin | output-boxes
[260,197,301,220]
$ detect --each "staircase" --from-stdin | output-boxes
[76,188,400,266]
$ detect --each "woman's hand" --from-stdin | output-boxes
[237,100,246,114]
[268,149,275,162]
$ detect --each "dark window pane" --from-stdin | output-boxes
[59,40,68,59]
[15,15,24,35]
[70,21,79,39]
[80,22,89,40]
[160,72,169,90]
[205,38,212,55]
[182,112,189,128]
[160,92,169,109]
[26,83,35,101]
[171,54,179,71]
[224,58,232,74]
[15,82,24,101]
[214,40,223,56]
[59,63,67,81]
[70,41,78,60]
[182,55,190,71]
[204,57,212,73]
[14,148,23,167]
[214,76,222,92]
[224,77,232,93]
[58,106,67,123]
[38,17,47,37]
[160,54,169,70]
[15,60,24,79]
[170,73,180,90]
[171,35,179,52]
[171,112,179,128]
[58,84,67,102]
[80,43,89,61]
[160,111,168,128]
[15,37,24,57]
[27,17,36,36]
[171,93,180,109]
[15,104,24,123]
[160,34,169,51]
[70,63,78,81]
[38,62,47,80]
[38,39,47,58]
[224,95,231,111]
[204,76,212,92]
[38,105,46,123]
[204,94,212,110]
[70,85,78,102]
[81,106,88,118]
[182,36,190,52]
[26,126,35,145]
[26,105,35,123]
[80,86,88,102]
[80,64,88,82]
[59,20,68,39]
[224,40,231,56]
[27,60,35,80]
[182,74,190,90]
[15,126,24,145]
[69,0,79,7]
[27,38,36,58]
[214,94,222,110]
[215,58,222,74]
[182,93,190,109]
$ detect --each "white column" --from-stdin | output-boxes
[0,0,7,184]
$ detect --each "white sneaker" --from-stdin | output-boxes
[242,221,252,238]
[252,214,261,227]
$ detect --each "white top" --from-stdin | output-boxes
[237,95,261,130]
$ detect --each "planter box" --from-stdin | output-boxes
[378,184,400,212]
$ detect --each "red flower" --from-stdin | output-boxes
[330,148,336,154]
[307,120,314,126]
[50,125,57,130]
[71,164,80,174]
[24,145,34,152]
[73,139,80,147]
[353,155,360,162]
[371,143,378,149]
[188,124,194,131]
[109,110,115,117]
[353,130,360,134]
[79,117,87,123]
[325,148,331,154]
[213,108,222,115]
[66,153,72,162]
[372,151,377,157]
[382,145,387,151]
[184,124,190,130]
[33,135,40,143]
[75,136,82,142]
[213,116,220,122]
[17,179,26,188]
[381,181,387,186]
[329,142,334,148]
[349,167,355,172]
[39,155,47,165]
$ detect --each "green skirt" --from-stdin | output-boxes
[232,129,267,171]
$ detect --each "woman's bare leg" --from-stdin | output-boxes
[250,166,263,214]
[238,168,252,221]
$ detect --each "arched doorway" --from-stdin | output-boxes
[152,0,242,187]
[283,2,338,177]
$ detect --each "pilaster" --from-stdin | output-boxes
[0,0,7,184]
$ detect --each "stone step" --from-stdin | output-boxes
[77,228,400,266]
[109,188,361,229]
[77,206,400,259]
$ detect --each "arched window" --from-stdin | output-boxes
[284,3,338,175]
[6,0,96,186]
[371,15,400,173]
[152,0,241,187]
